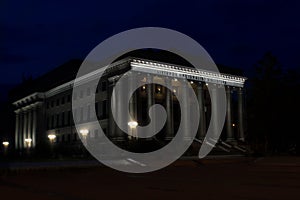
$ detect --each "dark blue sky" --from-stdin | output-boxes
[1,0,300,85]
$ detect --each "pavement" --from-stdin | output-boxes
[0,156,300,200]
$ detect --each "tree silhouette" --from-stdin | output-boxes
[248,52,300,155]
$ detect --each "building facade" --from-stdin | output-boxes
[13,57,247,154]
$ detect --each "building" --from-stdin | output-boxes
[12,56,247,155]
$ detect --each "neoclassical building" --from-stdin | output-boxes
[12,56,247,155]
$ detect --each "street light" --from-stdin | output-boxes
[24,138,32,147]
[79,129,89,145]
[48,134,56,143]
[2,141,9,147]
[2,141,9,155]
[128,121,138,138]
[79,129,89,137]
[128,121,138,128]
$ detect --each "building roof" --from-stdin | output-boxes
[10,50,246,103]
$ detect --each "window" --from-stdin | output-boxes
[102,100,107,118]
[61,112,65,126]
[73,133,77,141]
[95,102,99,118]
[51,101,54,107]
[47,117,51,129]
[56,114,60,127]
[73,109,77,123]
[80,107,83,122]
[56,99,60,106]
[67,94,71,102]
[46,102,50,109]
[101,81,107,91]
[51,115,55,129]
[61,97,65,105]
[87,105,91,121]
[67,111,71,126]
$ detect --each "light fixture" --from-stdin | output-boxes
[174,78,178,82]
[2,141,9,147]
[48,134,56,140]
[232,123,236,127]
[128,121,138,128]
[206,83,209,86]
[190,81,194,84]
[142,85,146,90]
[79,129,89,137]
[25,138,32,143]
[173,89,176,93]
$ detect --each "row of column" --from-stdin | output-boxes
[107,72,245,142]
[15,108,37,149]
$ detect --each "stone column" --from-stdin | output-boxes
[197,82,206,139]
[128,72,137,138]
[211,86,219,140]
[19,112,23,149]
[32,108,37,148]
[226,86,234,141]
[108,80,116,138]
[23,111,28,148]
[15,112,19,149]
[165,77,173,140]
[115,75,125,141]
[147,74,154,136]
[27,109,32,143]
[237,87,245,141]
[182,79,190,139]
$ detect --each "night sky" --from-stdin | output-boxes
[1,0,300,88]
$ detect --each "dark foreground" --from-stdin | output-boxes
[0,156,300,200]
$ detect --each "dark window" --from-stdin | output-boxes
[67,134,71,143]
[101,81,107,91]
[95,102,99,118]
[102,100,107,118]
[62,135,65,143]
[73,133,77,141]
[80,107,83,122]
[87,105,91,120]
[56,99,59,106]
[51,115,55,128]
[47,116,51,130]
[56,114,60,127]
[67,94,71,102]
[47,102,50,109]
[51,101,54,107]
[61,97,65,104]
[62,112,65,126]
[67,111,71,125]
[73,109,77,123]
